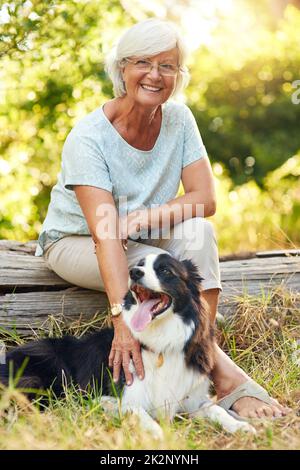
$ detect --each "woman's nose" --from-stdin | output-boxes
[147,65,161,80]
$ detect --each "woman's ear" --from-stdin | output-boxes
[120,67,126,91]
[119,60,125,79]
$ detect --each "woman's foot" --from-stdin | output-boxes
[212,345,291,418]
[202,291,291,419]
[217,378,290,418]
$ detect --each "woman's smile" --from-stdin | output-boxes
[140,83,163,93]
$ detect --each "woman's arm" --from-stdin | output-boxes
[74,185,145,384]
[74,185,128,305]
[181,155,216,217]
[123,156,216,236]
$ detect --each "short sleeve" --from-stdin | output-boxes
[182,106,208,168]
[62,132,113,192]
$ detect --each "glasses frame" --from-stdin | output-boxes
[122,57,182,77]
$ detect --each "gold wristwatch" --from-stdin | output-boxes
[110,303,124,317]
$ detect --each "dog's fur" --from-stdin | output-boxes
[0,253,254,437]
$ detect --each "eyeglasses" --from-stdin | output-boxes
[123,58,181,77]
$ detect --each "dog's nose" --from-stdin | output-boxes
[129,268,144,281]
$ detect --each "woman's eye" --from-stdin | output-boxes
[161,64,175,70]
[136,60,149,65]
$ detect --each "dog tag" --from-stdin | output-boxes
[156,352,164,368]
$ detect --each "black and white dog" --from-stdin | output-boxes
[0,253,255,437]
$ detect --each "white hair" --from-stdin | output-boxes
[105,18,190,98]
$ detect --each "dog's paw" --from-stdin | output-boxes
[225,420,256,434]
[98,396,119,415]
[147,420,164,441]
[123,405,165,441]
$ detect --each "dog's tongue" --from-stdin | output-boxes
[130,298,159,332]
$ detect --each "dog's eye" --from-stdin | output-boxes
[160,267,172,276]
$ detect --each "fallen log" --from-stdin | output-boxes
[0,240,299,334]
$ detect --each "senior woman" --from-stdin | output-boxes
[36,19,288,419]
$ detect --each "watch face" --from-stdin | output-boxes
[111,304,122,316]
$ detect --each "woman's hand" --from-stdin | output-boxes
[109,316,145,385]
[119,209,149,251]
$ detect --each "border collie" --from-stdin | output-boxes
[0,253,255,437]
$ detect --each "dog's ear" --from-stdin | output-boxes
[182,259,203,284]
[181,259,203,300]
[185,301,215,375]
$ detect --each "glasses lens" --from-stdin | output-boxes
[159,65,177,76]
[135,60,152,70]
[129,59,178,76]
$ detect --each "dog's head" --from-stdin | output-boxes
[122,253,215,373]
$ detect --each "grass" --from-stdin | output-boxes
[0,287,299,450]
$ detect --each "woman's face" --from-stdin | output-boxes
[121,47,179,107]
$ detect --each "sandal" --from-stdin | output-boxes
[217,379,280,420]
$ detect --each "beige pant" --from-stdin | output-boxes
[44,217,222,292]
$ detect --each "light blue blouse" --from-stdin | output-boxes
[35,100,208,256]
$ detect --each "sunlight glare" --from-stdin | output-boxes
[121,0,236,50]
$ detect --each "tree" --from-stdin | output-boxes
[187,5,300,185]
[0,0,132,240]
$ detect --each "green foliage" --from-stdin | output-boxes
[0,0,57,58]
[0,0,132,240]
[211,154,300,255]
[187,5,300,185]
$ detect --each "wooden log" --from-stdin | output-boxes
[0,288,108,335]
[0,252,70,288]
[1,243,299,287]
[0,240,299,334]
[1,277,299,334]
[256,249,300,258]
[0,240,37,255]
